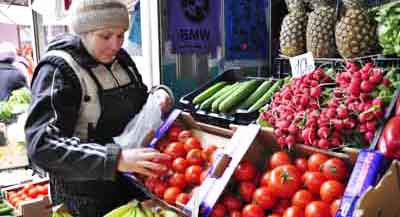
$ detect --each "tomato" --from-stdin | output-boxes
[27,187,40,198]
[321,158,348,182]
[239,181,256,202]
[292,190,314,209]
[163,187,181,205]
[273,200,290,215]
[378,116,400,159]
[172,157,189,173]
[22,183,34,194]
[295,158,308,174]
[270,151,292,169]
[230,210,243,217]
[157,138,171,152]
[178,130,193,143]
[222,194,242,211]
[303,172,327,194]
[253,187,277,209]
[204,145,218,158]
[153,181,168,198]
[176,193,190,205]
[186,149,206,165]
[185,165,203,184]
[210,204,227,217]
[307,153,328,172]
[234,161,257,182]
[283,206,304,217]
[152,158,172,176]
[242,204,265,217]
[165,142,186,159]
[267,214,282,217]
[169,173,187,189]
[200,169,208,183]
[330,199,341,217]
[145,177,160,191]
[305,201,330,217]
[260,171,270,187]
[184,137,202,151]
[168,126,182,141]
[40,184,49,196]
[320,180,344,203]
[268,165,301,199]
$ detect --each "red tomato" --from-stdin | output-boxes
[242,204,265,217]
[153,181,168,198]
[292,190,314,209]
[168,126,182,141]
[321,158,348,182]
[157,138,171,152]
[186,149,206,165]
[295,158,308,174]
[185,165,203,184]
[268,165,301,199]
[41,184,49,195]
[169,173,187,189]
[320,180,344,203]
[307,153,328,172]
[184,137,202,151]
[163,187,181,205]
[172,157,189,173]
[145,177,160,191]
[210,204,227,217]
[253,187,277,209]
[165,142,186,159]
[22,183,35,194]
[270,151,292,169]
[305,201,331,217]
[273,200,290,215]
[283,206,304,217]
[260,171,271,187]
[222,194,243,211]
[200,170,208,183]
[267,214,282,217]
[176,193,190,205]
[234,161,257,182]
[152,158,172,176]
[204,145,218,157]
[178,130,193,143]
[239,181,256,202]
[303,172,327,194]
[27,187,40,199]
[230,211,243,217]
[331,199,341,217]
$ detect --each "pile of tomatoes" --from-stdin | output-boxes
[144,125,218,206]
[210,151,349,217]
[6,182,49,208]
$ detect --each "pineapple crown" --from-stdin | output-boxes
[285,0,306,11]
[309,0,336,7]
[342,0,364,8]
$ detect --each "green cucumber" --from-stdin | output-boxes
[240,80,273,109]
[0,206,13,215]
[193,81,228,105]
[211,82,241,112]
[248,79,284,112]
[219,80,259,113]
[199,84,233,110]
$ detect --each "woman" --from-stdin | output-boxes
[25,0,172,216]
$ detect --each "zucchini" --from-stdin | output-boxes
[219,80,259,113]
[211,82,241,112]
[240,80,273,109]
[248,79,284,112]
[193,81,227,105]
[199,84,233,110]
[0,206,13,215]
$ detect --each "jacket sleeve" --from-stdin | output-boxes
[25,63,121,181]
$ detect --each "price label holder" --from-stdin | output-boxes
[289,52,316,78]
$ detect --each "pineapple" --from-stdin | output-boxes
[280,0,308,57]
[335,0,376,58]
[306,0,337,57]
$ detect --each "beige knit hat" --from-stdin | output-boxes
[69,0,129,34]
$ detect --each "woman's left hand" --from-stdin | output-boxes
[154,89,173,113]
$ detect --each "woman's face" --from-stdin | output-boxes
[83,27,125,64]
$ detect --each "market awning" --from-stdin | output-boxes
[0,4,32,25]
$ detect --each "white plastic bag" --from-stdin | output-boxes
[114,93,163,149]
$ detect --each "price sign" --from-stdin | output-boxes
[289,52,316,78]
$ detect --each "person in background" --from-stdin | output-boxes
[14,55,32,84]
[24,0,173,216]
[0,42,28,101]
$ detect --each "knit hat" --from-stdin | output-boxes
[69,0,129,34]
[0,42,17,62]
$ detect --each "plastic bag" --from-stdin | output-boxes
[114,93,163,149]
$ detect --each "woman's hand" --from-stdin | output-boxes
[154,89,173,114]
[117,148,170,177]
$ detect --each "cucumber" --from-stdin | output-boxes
[219,80,259,113]
[199,84,233,110]
[193,81,228,105]
[211,82,241,112]
[248,79,284,112]
[240,80,273,109]
[0,206,13,215]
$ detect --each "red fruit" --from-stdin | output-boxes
[286,135,296,146]
[308,153,328,172]
[321,158,348,181]
[303,172,327,194]
[153,181,168,198]
[283,206,304,217]
[331,199,341,217]
[184,137,202,151]
[318,139,331,149]
[292,190,314,209]
[223,194,243,211]
[295,158,308,174]
[210,204,227,217]
[169,173,187,189]
[200,170,208,183]
[172,157,189,173]
[383,78,391,86]
[361,80,374,93]
[186,149,206,165]
[165,142,186,158]
[305,201,331,217]
[260,171,271,187]
[234,161,257,182]
[310,86,321,98]
[273,200,290,215]
[145,177,160,191]
[239,181,257,202]
[204,145,218,157]
[337,107,349,119]
[176,193,190,205]
[168,126,182,141]
[270,151,292,169]
[320,180,344,203]
[317,127,329,139]
[268,165,301,199]
[178,130,192,143]
[242,204,265,217]
[163,187,181,205]
[349,80,361,96]
[231,211,243,217]
[185,165,203,185]
[268,214,282,217]
[253,187,277,209]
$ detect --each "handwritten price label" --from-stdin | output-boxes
[289,52,316,78]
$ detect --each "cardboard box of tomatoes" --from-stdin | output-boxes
[1,178,51,217]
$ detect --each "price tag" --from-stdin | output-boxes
[289,52,316,78]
